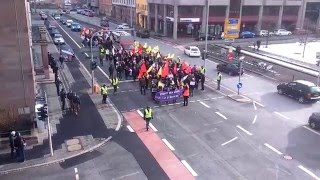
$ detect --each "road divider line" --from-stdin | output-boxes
[74,168,78,173]
[221,137,238,146]
[253,102,257,110]
[236,125,253,136]
[84,53,89,57]
[298,165,320,180]
[264,143,283,155]
[215,112,227,120]
[149,123,158,132]
[181,160,198,177]
[302,125,320,136]
[274,112,290,120]
[199,101,210,108]
[126,125,134,132]
[252,115,257,124]
[253,101,265,107]
[162,139,175,151]
[97,66,110,80]
[137,110,143,117]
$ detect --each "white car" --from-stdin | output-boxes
[274,29,292,36]
[54,15,61,20]
[53,34,65,45]
[184,46,201,57]
[259,30,271,37]
[66,20,73,27]
[116,23,130,29]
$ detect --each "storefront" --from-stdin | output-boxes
[177,18,201,37]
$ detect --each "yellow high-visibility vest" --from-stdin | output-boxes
[200,68,205,74]
[112,78,119,86]
[101,86,107,95]
[145,108,152,118]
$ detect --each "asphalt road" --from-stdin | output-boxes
[12,11,320,180]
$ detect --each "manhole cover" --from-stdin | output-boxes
[283,155,293,160]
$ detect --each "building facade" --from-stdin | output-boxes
[112,0,136,26]
[99,0,113,16]
[136,0,148,29]
[148,0,320,40]
[0,0,35,130]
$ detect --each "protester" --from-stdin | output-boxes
[183,84,190,106]
[9,131,16,160]
[60,88,67,110]
[143,106,153,131]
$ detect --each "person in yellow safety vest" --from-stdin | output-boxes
[105,48,110,61]
[143,106,153,131]
[200,66,205,75]
[112,77,119,94]
[101,84,108,104]
[99,47,105,66]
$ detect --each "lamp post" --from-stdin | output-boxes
[265,31,270,48]
[204,0,209,74]
[302,32,308,58]
[237,56,245,95]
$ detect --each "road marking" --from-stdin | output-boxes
[149,123,158,132]
[298,165,320,180]
[74,168,78,173]
[264,143,283,155]
[97,66,110,80]
[190,100,195,103]
[236,125,253,136]
[274,112,290,120]
[181,160,198,177]
[75,174,79,180]
[221,137,238,146]
[84,53,89,57]
[244,73,254,78]
[162,139,175,151]
[302,125,320,136]
[252,115,257,124]
[199,101,210,108]
[211,96,225,100]
[215,112,227,120]
[137,109,143,117]
[253,101,265,107]
[253,102,257,110]
[126,125,134,132]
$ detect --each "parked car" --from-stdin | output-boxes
[41,14,48,20]
[60,19,67,25]
[277,80,320,103]
[136,29,150,38]
[195,33,215,41]
[259,30,274,37]
[48,25,56,30]
[184,46,201,57]
[116,23,130,29]
[54,15,60,20]
[274,29,292,36]
[76,9,82,14]
[66,20,73,27]
[309,113,320,129]
[216,61,244,76]
[240,31,255,38]
[50,29,60,37]
[53,34,65,45]
[71,23,81,31]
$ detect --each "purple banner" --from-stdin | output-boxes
[154,89,184,103]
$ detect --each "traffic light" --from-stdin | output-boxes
[91,61,98,70]
[37,104,48,121]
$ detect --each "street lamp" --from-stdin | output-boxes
[237,55,245,95]
[302,32,308,58]
[204,0,209,74]
[265,31,270,48]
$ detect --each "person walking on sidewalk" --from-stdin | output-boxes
[14,132,25,162]
[9,131,16,160]
[99,45,105,66]
[112,77,119,94]
[55,77,62,96]
[144,106,153,131]
[256,40,261,51]
[183,84,190,106]
[217,72,222,90]
[60,88,67,110]
[101,84,108,104]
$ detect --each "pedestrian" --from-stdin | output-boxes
[108,64,114,78]
[256,40,261,51]
[9,131,16,160]
[143,106,153,131]
[116,64,123,80]
[235,45,241,57]
[112,77,119,94]
[59,88,66,110]
[139,74,147,95]
[190,77,195,97]
[253,41,256,51]
[59,55,64,69]
[200,73,205,90]
[99,46,105,66]
[183,84,190,106]
[55,77,62,96]
[217,72,222,90]
[14,132,25,162]
[48,52,52,66]
[101,84,108,104]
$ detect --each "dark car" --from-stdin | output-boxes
[50,29,60,37]
[60,19,67,25]
[195,33,215,41]
[309,113,320,129]
[216,61,244,76]
[136,29,150,38]
[240,31,255,38]
[277,80,320,103]
[71,23,81,31]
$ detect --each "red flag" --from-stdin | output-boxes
[184,66,192,74]
[161,60,169,78]
[181,61,188,71]
[138,63,147,79]
[173,63,177,75]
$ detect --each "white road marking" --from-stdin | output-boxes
[153,106,159,108]
[236,125,253,136]
[168,104,174,106]
[84,53,89,57]
[75,174,79,180]
[97,66,110,80]
[302,125,320,136]
[162,139,175,151]
[215,112,227,120]
[298,165,320,180]
[264,143,283,155]
[149,123,158,132]
[274,112,290,120]
[190,100,195,103]
[181,160,198,177]
[74,168,78,173]
[211,96,225,100]
[244,73,254,78]
[126,125,134,132]
[199,101,210,108]
[137,109,143,117]
[252,115,257,124]
[253,102,257,110]
[253,101,265,107]
[221,137,238,146]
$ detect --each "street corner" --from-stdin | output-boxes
[227,94,252,103]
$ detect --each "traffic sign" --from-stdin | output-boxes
[224,18,241,39]
[237,82,242,89]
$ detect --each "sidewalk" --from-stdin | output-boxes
[0,22,122,174]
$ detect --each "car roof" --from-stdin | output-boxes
[294,80,316,86]
[67,19,73,22]
[189,46,199,49]
[113,31,131,36]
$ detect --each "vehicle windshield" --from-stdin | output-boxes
[191,48,198,51]
[310,86,320,93]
